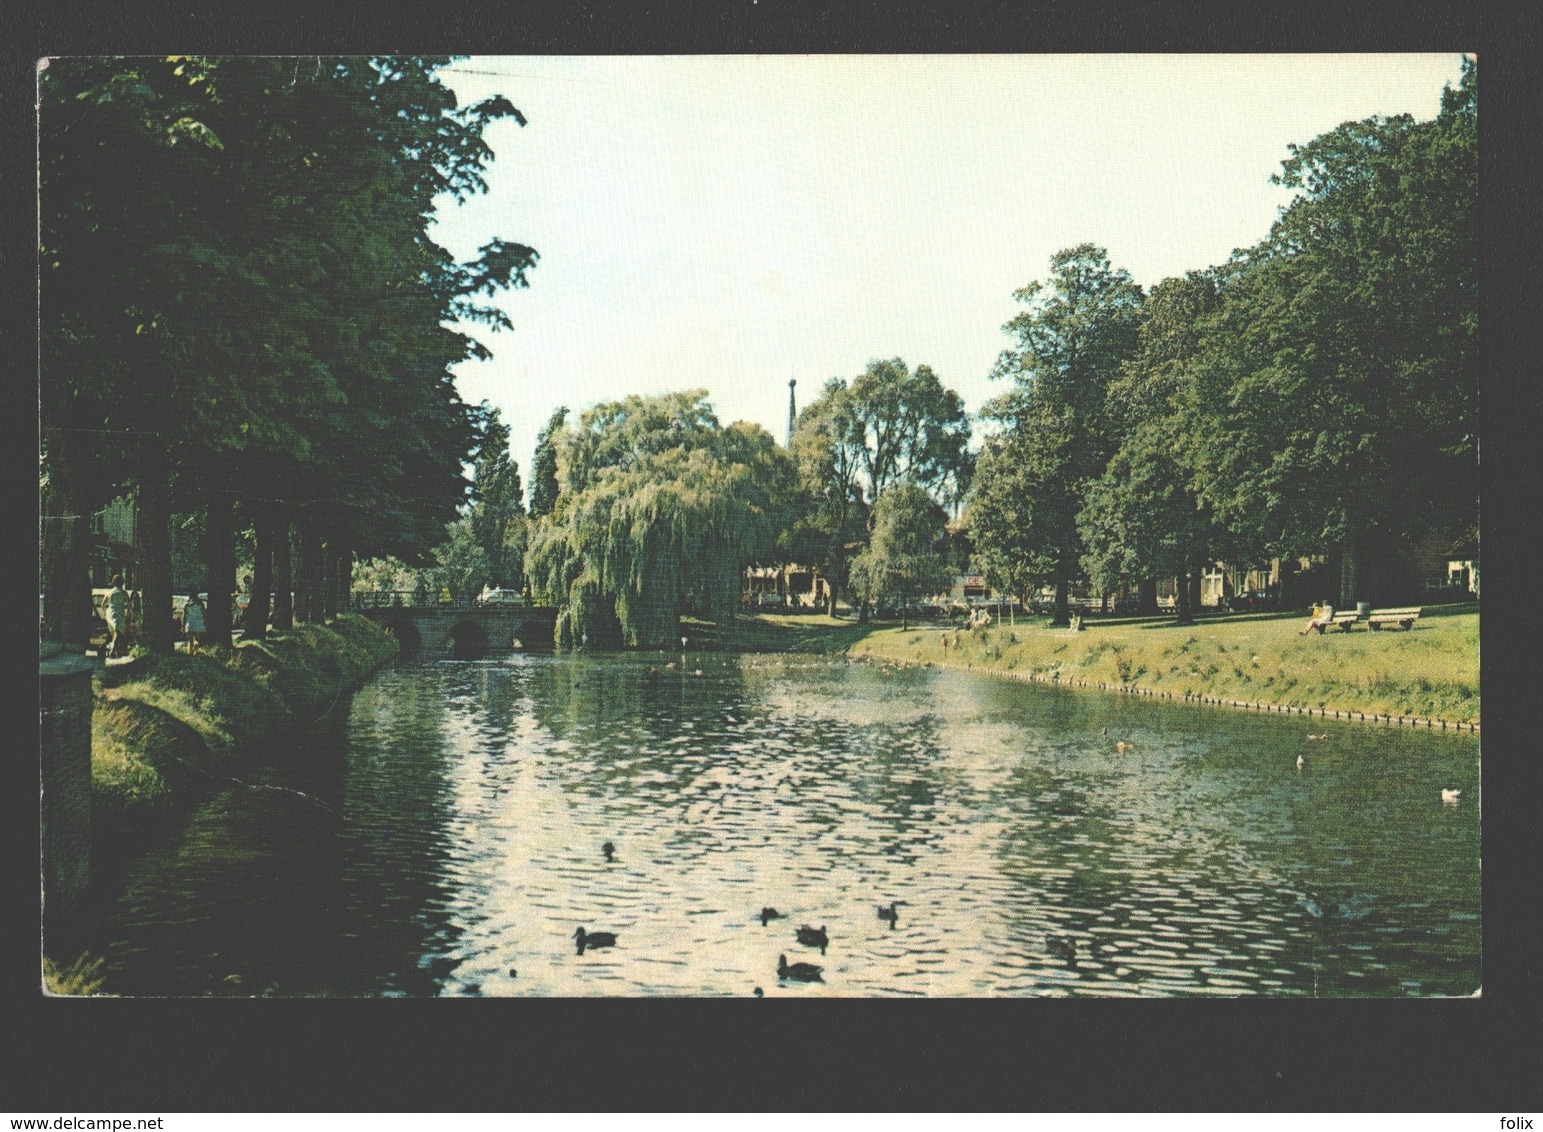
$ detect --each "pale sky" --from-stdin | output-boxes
[430,54,1468,478]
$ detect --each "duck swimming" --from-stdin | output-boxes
[795,925,828,954]
[602,841,616,861]
[1045,934,1078,964]
[778,954,823,982]
[574,927,617,955]
[876,902,899,927]
[760,907,785,926]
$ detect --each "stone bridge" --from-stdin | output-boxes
[356,604,559,656]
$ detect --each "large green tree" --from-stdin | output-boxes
[1188,59,1477,606]
[973,244,1143,624]
[848,485,953,629]
[525,391,796,649]
[790,358,971,613]
[1075,271,1242,624]
[526,405,568,519]
[469,404,527,590]
[39,55,536,650]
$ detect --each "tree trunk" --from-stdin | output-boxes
[203,495,234,648]
[333,537,352,615]
[1338,521,1361,610]
[296,521,322,623]
[272,516,293,631]
[1175,542,1194,626]
[1138,577,1159,616]
[320,534,337,621]
[1051,551,1072,627]
[1188,559,1203,613]
[39,429,93,651]
[246,505,273,642]
[136,449,174,654]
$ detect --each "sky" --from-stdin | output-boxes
[430,54,1468,479]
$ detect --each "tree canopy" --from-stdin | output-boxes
[848,485,953,629]
[525,391,797,648]
[972,244,1143,623]
[790,358,971,610]
[39,55,536,648]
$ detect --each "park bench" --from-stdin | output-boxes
[1320,610,1362,633]
[1366,606,1422,631]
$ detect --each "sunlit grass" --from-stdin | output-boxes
[43,952,108,996]
[91,615,399,839]
[845,603,1479,724]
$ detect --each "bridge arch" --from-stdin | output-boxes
[378,614,423,656]
[447,618,491,658]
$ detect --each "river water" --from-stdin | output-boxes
[94,651,1481,997]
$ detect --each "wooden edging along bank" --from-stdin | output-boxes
[858,653,1480,734]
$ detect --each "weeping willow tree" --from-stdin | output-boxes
[525,390,797,649]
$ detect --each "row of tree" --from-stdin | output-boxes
[972,58,1477,624]
[40,55,536,653]
[45,57,1474,654]
[502,60,1475,640]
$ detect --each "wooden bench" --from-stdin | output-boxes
[1366,606,1422,631]
[1313,610,1362,634]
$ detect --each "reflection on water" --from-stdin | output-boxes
[97,652,1481,997]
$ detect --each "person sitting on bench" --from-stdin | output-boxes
[1300,602,1334,635]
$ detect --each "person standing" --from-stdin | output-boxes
[126,587,143,651]
[182,593,206,655]
[101,575,129,657]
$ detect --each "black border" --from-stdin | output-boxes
[7,0,1540,1114]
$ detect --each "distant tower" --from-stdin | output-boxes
[786,378,797,447]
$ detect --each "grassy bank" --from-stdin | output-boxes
[681,611,879,654]
[91,613,398,839]
[844,603,1479,727]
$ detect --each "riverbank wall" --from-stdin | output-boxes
[88,613,399,848]
[846,606,1479,731]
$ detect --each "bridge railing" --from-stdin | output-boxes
[351,590,478,611]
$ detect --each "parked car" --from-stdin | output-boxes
[477,588,526,606]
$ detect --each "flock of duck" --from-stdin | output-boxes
[561,841,1089,993]
[549,723,1468,993]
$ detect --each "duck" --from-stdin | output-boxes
[778,953,823,982]
[1307,734,1328,742]
[574,927,617,955]
[1297,894,1374,922]
[759,907,785,927]
[753,986,764,997]
[1045,934,1078,964]
[1115,741,1131,753]
[876,902,899,927]
[1441,788,1462,804]
[1296,754,1305,770]
[795,924,829,954]
[602,841,616,862]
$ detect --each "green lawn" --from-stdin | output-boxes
[853,603,1480,725]
[706,603,1479,726]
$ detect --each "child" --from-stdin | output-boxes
[182,593,206,654]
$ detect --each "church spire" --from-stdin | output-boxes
[787,377,797,447]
